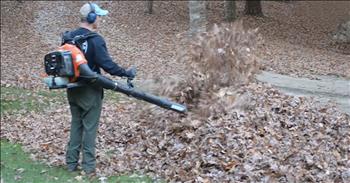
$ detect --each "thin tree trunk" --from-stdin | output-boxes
[145,0,153,14]
[189,1,207,36]
[245,0,263,16]
[332,20,350,43]
[224,0,236,22]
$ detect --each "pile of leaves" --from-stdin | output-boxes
[131,22,350,182]
[135,85,349,182]
[2,86,349,182]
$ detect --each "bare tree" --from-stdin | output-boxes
[206,1,210,10]
[189,1,207,35]
[145,0,153,14]
[245,0,263,16]
[224,0,236,22]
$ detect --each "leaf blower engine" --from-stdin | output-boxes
[43,33,187,113]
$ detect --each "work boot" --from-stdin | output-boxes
[81,170,96,179]
[67,165,78,172]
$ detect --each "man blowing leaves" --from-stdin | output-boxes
[64,2,136,175]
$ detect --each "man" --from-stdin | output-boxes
[65,2,136,174]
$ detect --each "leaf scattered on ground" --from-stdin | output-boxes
[1,1,349,183]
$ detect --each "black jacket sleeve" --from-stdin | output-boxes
[92,35,127,77]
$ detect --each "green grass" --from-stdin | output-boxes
[104,89,122,102]
[0,140,156,183]
[1,86,160,182]
[1,140,81,183]
[0,86,121,114]
[0,86,66,114]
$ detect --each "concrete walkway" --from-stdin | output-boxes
[256,71,350,114]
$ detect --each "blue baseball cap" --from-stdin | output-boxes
[80,3,109,17]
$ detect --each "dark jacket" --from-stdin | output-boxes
[68,27,128,77]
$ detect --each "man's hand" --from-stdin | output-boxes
[125,66,137,79]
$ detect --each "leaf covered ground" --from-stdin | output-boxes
[1,1,349,182]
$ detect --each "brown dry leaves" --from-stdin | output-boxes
[2,83,349,182]
[159,21,261,118]
[1,1,350,183]
[133,22,350,182]
[133,86,350,182]
[245,1,350,79]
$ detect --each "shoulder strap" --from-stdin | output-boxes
[61,31,98,46]
[73,32,99,43]
[61,31,73,45]
[73,32,99,51]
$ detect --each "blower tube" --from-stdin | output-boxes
[78,64,187,113]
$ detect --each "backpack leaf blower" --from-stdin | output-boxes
[43,33,187,113]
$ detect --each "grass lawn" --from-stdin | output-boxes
[0,140,156,183]
[1,86,159,183]
[0,86,123,115]
[0,86,66,114]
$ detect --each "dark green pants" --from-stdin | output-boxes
[65,85,103,172]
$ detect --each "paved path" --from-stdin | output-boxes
[256,71,350,114]
[126,71,350,114]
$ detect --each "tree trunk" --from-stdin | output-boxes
[145,0,153,14]
[224,0,236,22]
[189,1,207,36]
[332,20,350,43]
[245,0,263,16]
